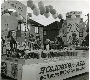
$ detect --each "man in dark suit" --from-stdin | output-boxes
[7,30,16,49]
[57,35,64,49]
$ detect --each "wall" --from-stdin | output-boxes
[39,27,43,45]
[29,24,36,38]
[28,23,43,45]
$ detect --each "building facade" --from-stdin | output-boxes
[43,21,63,43]
[27,19,44,45]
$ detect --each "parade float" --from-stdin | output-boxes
[1,1,89,80]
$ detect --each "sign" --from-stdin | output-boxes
[37,58,86,80]
[2,58,86,80]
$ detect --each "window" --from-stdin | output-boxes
[35,27,39,33]
[18,25,21,30]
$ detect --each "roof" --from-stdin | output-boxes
[44,20,63,30]
[27,19,44,27]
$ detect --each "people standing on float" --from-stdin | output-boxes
[34,36,41,50]
[29,34,35,50]
[57,35,64,49]
[44,39,50,50]
[7,30,16,55]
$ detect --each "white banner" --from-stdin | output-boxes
[36,58,86,80]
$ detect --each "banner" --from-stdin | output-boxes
[37,58,86,80]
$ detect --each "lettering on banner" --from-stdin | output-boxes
[38,60,86,80]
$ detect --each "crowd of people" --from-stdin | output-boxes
[28,34,41,50]
[44,31,89,50]
[44,35,64,50]
[1,29,89,55]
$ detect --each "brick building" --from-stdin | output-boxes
[27,19,44,45]
[43,21,63,43]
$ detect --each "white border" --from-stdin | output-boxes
[0,0,90,79]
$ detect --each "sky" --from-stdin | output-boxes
[1,0,89,26]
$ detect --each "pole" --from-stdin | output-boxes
[25,23,27,48]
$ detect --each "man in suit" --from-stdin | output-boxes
[57,35,64,49]
[34,36,41,49]
[7,30,16,50]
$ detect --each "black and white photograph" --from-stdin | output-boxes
[1,0,89,80]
